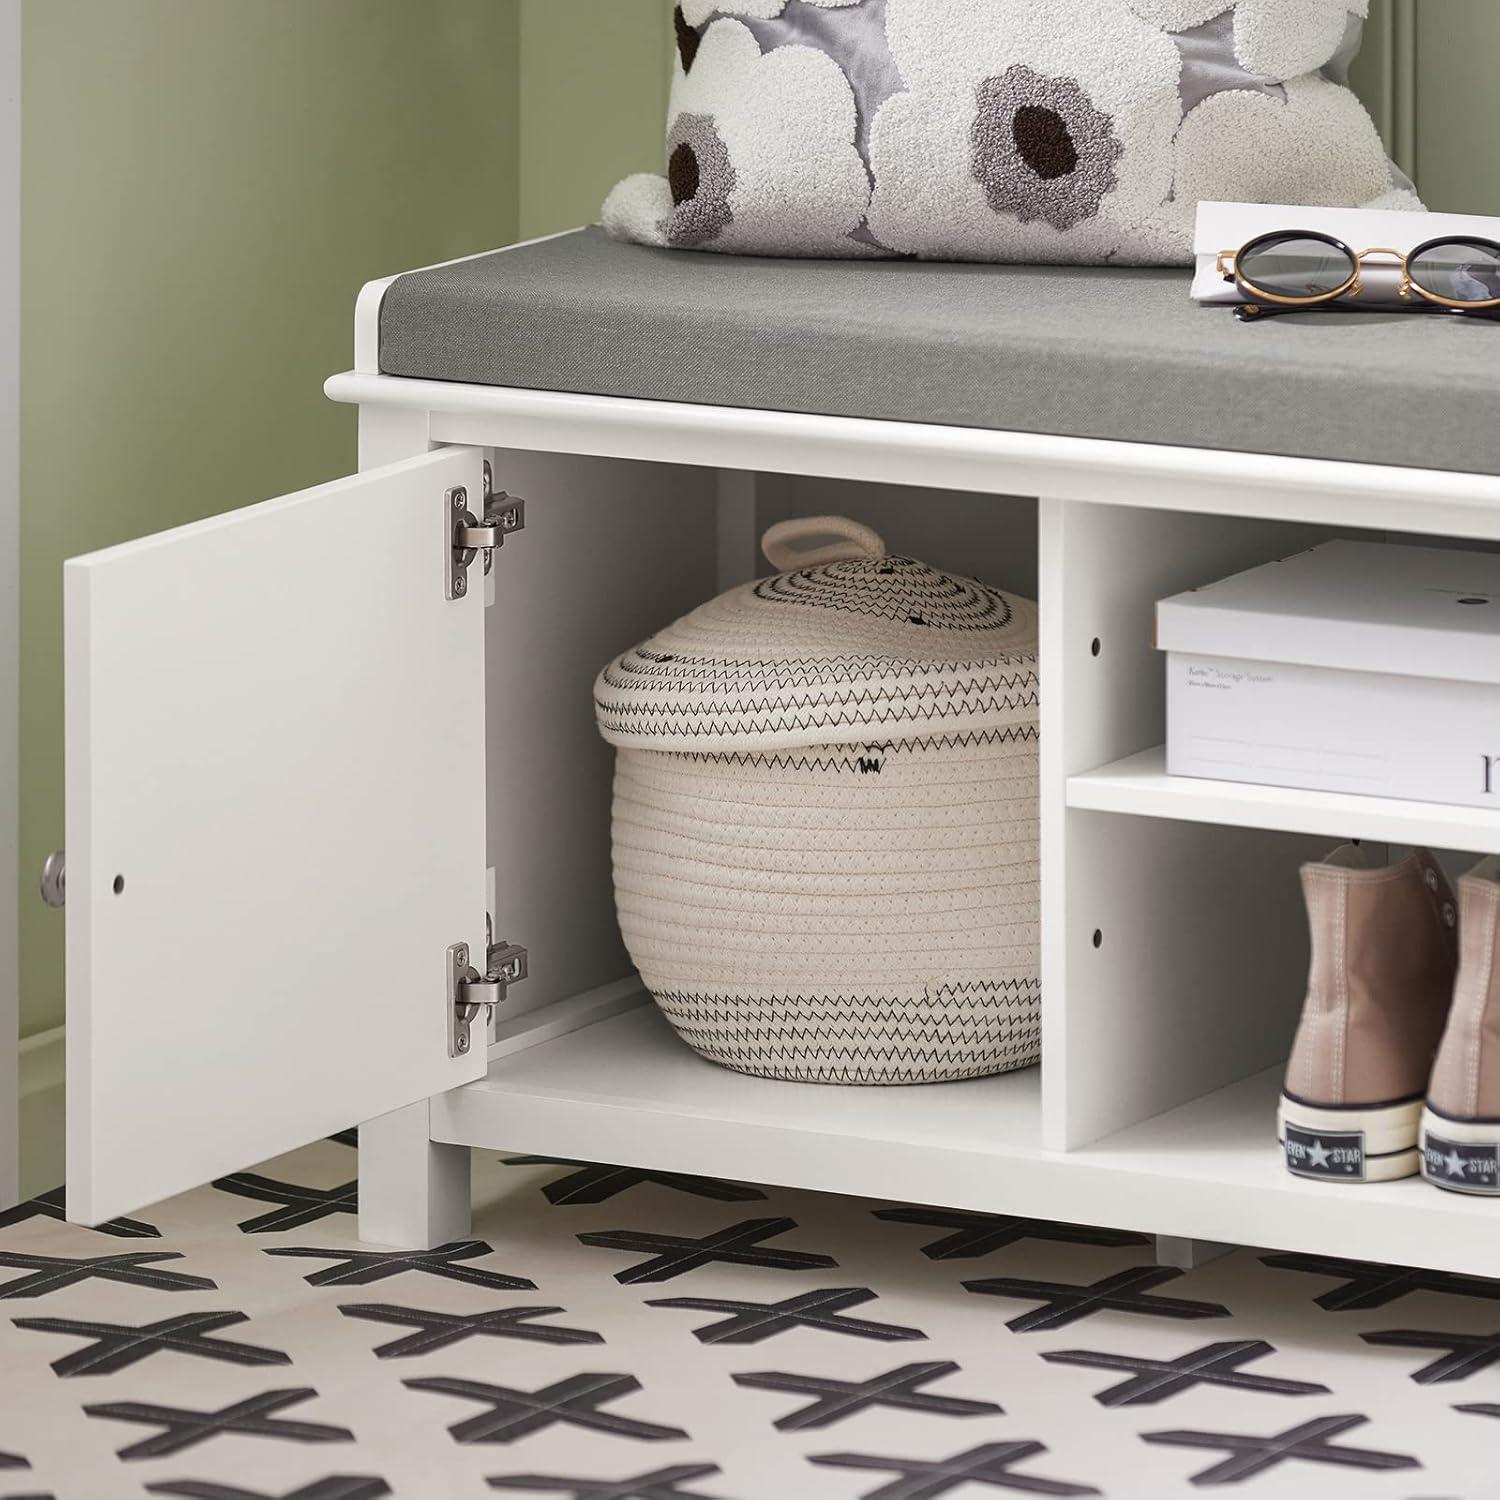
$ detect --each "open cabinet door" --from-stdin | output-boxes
[66,448,490,1225]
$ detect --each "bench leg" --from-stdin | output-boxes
[1156,1234,1235,1271]
[358,1099,471,1249]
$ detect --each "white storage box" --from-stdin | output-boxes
[1159,540,1500,808]
[594,516,1041,1086]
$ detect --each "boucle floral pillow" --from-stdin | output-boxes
[602,0,1421,266]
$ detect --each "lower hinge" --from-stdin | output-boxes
[447,460,525,601]
[448,930,529,1058]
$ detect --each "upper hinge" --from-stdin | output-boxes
[447,926,529,1058]
[447,460,525,601]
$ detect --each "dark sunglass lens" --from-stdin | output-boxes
[1409,240,1500,304]
[1237,236,1354,301]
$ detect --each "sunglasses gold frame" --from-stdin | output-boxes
[1217,230,1500,317]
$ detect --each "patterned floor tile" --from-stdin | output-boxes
[0,1143,1496,1498]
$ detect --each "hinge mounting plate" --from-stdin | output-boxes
[447,460,525,601]
[447,932,530,1058]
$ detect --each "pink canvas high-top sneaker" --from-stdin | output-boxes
[1423,858,1500,1196]
[1280,846,1458,1184]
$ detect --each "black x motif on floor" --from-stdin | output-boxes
[13,1309,291,1376]
[1144,1413,1419,1484]
[578,1217,836,1284]
[1458,1402,1500,1419]
[488,1463,726,1499]
[1363,1327,1500,1383]
[213,1173,359,1233]
[146,1480,389,1500]
[734,1361,1000,1430]
[1043,1340,1329,1406]
[405,1374,686,1445]
[505,1156,767,1206]
[647,1287,926,1345]
[0,1249,215,1299]
[811,1441,1099,1498]
[340,1302,604,1357]
[1260,1253,1500,1311]
[264,1241,535,1291]
[964,1267,1231,1333]
[0,1187,159,1238]
[874,1207,1145,1260]
[85,1388,354,1461]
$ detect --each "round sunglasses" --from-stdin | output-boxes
[1217,230,1500,322]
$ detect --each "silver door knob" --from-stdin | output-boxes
[40,850,65,908]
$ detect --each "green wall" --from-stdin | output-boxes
[516,0,671,240]
[1355,0,1500,215]
[1408,1,1500,215]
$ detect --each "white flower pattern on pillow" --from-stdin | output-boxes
[680,0,860,23]
[867,0,1183,263]
[603,17,872,258]
[1169,72,1394,228]
[604,0,1416,268]
[1126,0,1369,80]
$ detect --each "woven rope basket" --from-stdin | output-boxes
[595,517,1040,1085]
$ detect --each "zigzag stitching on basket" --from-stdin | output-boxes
[751,569,1015,630]
[609,650,1037,691]
[662,1007,1041,1023]
[687,1030,1039,1048]
[600,674,1036,719]
[670,1033,1041,1053]
[657,979,1039,996]
[663,1016,1040,1035]
[720,1067,1034,1082]
[686,1031,1040,1049]
[688,1045,1039,1067]
[680,1008,1042,1020]
[672,1009,1040,1023]
[679,727,1038,772]
[657,980,1039,998]
[597,693,1039,740]
[753,560,997,594]
[712,1068,1038,1083]
[687,1020,1038,1044]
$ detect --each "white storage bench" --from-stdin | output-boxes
[59,229,1500,1277]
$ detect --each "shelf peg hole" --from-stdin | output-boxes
[1090,637,1101,658]
[112,874,125,895]
[1092,928,1103,949]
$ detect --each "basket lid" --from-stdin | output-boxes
[595,516,1038,752]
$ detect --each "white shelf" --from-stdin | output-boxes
[1068,745,1500,855]
[435,1005,1500,1279]
[437,1002,1047,1198]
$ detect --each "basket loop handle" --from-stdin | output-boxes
[762,516,887,572]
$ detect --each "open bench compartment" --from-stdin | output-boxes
[59,375,1500,1275]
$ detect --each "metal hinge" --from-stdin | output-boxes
[447,924,529,1057]
[447,460,525,600]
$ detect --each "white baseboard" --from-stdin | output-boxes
[19,1025,63,1198]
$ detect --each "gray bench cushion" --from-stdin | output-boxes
[378,227,1499,477]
